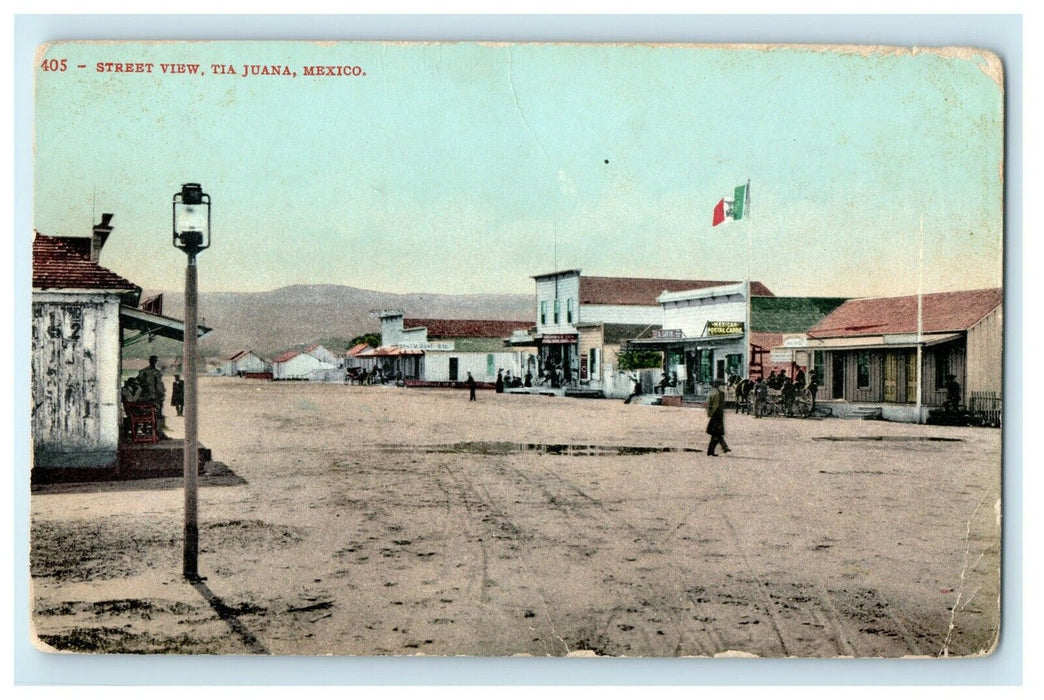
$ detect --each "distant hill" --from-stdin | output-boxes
[124,284,534,361]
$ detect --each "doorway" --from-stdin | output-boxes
[831,354,845,399]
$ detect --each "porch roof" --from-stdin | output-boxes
[120,306,212,347]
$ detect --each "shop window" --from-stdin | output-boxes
[589,347,598,378]
[567,299,574,324]
[553,300,560,324]
[935,352,949,389]
[726,353,742,379]
[698,352,712,384]
[540,301,547,325]
[857,351,870,388]
[813,351,825,385]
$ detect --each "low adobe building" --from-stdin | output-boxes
[270,349,336,380]
[32,217,211,478]
[376,312,533,385]
[218,349,268,376]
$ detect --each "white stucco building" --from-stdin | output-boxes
[376,311,532,384]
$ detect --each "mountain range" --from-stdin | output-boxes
[125,284,534,361]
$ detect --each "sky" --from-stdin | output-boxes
[32,40,1004,298]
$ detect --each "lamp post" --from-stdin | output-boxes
[173,183,210,581]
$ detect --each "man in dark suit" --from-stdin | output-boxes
[705,380,731,456]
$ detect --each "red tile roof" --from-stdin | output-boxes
[806,288,1003,338]
[346,343,372,356]
[579,276,774,306]
[403,318,533,339]
[32,233,140,295]
[271,350,300,363]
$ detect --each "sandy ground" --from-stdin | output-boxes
[29,377,1001,657]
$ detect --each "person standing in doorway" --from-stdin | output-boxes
[495,369,504,394]
[137,355,165,421]
[705,379,731,456]
[171,374,185,417]
[466,371,477,402]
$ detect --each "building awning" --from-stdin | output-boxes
[791,332,963,352]
[629,333,745,348]
[120,306,212,347]
[357,345,425,357]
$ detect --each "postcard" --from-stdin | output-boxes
[29,39,1003,658]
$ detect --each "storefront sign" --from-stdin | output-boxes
[783,336,807,348]
[580,355,588,380]
[707,321,744,336]
[771,349,794,363]
[541,334,577,344]
[397,341,454,351]
[653,328,684,339]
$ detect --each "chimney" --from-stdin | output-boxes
[91,213,114,263]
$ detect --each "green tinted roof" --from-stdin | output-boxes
[751,296,848,333]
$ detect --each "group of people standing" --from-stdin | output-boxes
[120,355,185,436]
[494,369,531,393]
[729,368,819,418]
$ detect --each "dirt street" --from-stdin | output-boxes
[30,378,1001,657]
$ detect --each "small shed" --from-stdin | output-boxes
[220,350,268,376]
[271,350,335,380]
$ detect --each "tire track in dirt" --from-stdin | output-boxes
[508,458,716,657]
[439,457,572,655]
[434,462,492,606]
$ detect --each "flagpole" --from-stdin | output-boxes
[916,215,924,423]
[745,179,752,381]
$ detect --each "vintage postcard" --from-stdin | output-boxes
[29,39,1003,658]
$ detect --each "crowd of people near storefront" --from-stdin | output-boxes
[728,367,820,418]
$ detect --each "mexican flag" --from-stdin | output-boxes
[712,183,750,226]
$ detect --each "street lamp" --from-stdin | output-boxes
[173,182,210,581]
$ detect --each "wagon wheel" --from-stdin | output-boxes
[767,395,782,417]
[793,390,813,418]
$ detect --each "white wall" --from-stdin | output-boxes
[581,304,663,326]
[273,353,331,380]
[661,294,746,337]
[237,353,267,373]
[32,291,122,466]
[534,273,581,333]
[307,345,341,366]
[424,352,523,382]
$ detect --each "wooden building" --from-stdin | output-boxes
[793,288,1002,422]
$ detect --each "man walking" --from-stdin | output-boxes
[706,379,730,456]
[466,371,477,402]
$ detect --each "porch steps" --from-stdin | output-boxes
[565,388,604,399]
